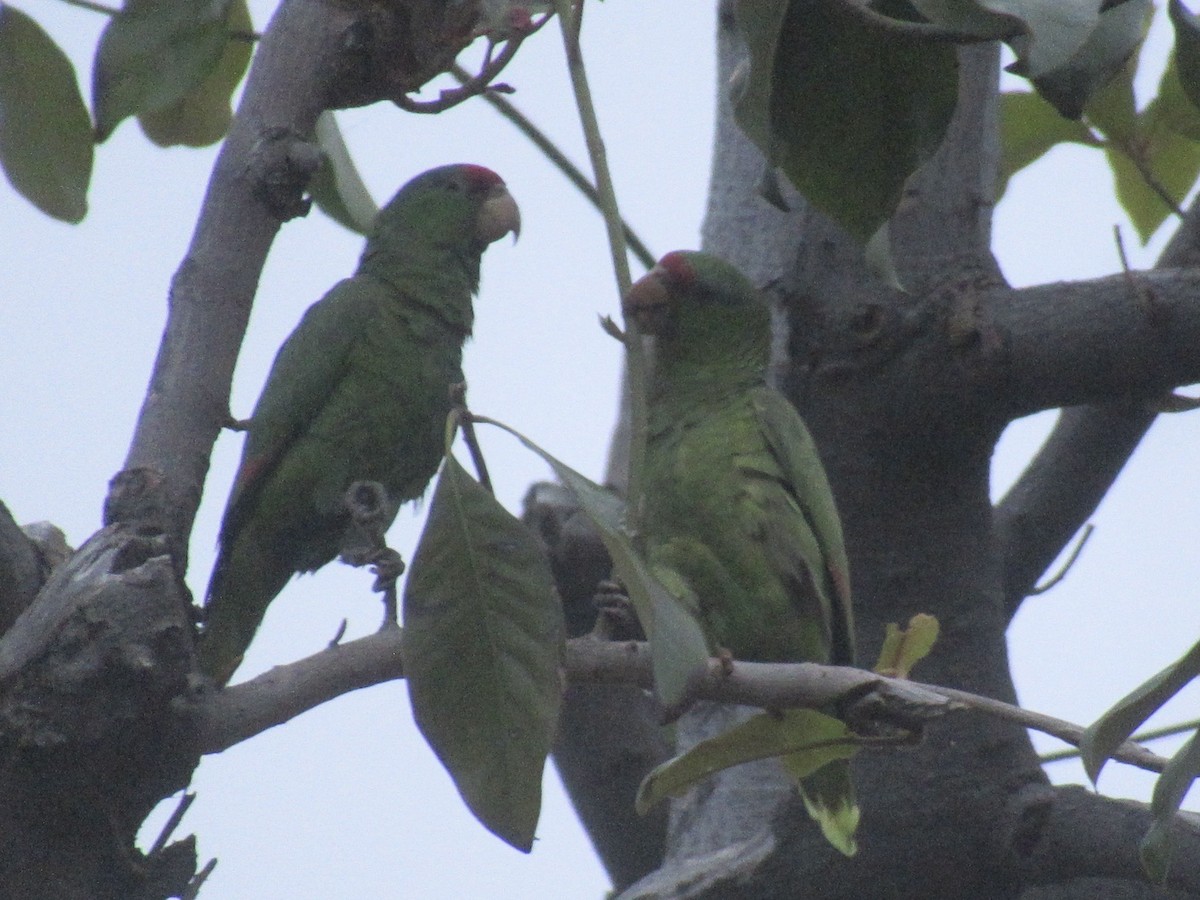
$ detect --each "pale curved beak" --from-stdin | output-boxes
[476,184,521,245]
[622,268,673,335]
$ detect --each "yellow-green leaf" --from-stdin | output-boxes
[403,455,564,852]
[1169,0,1200,118]
[0,5,92,222]
[1106,125,1200,242]
[1080,637,1200,784]
[637,709,856,814]
[139,0,252,147]
[873,613,939,679]
[93,0,232,142]
[997,91,1098,200]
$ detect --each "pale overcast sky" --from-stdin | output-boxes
[1,2,1197,897]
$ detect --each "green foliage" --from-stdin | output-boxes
[636,709,857,813]
[403,454,564,852]
[477,417,710,709]
[139,0,252,147]
[874,613,939,679]
[733,0,958,242]
[92,0,235,142]
[0,5,92,223]
[1142,728,1200,883]
[308,112,380,236]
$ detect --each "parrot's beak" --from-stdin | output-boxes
[623,268,674,336]
[476,184,521,245]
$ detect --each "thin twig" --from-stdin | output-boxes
[452,64,655,269]
[552,0,650,543]
[55,0,119,14]
[1041,717,1200,764]
[183,859,218,900]
[395,15,551,114]
[1030,523,1094,595]
[460,413,494,494]
[148,792,196,857]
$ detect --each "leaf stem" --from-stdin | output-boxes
[451,65,655,269]
[1041,717,1200,764]
[552,0,649,541]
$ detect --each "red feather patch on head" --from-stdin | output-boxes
[657,250,696,285]
[459,164,504,189]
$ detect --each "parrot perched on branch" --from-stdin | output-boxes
[623,250,859,855]
[199,164,520,686]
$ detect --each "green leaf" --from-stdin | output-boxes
[1141,728,1200,884]
[0,5,92,222]
[1106,123,1200,242]
[1170,0,1200,117]
[308,111,379,235]
[996,91,1097,200]
[1031,0,1149,120]
[733,0,959,242]
[1153,58,1200,142]
[402,455,564,852]
[637,709,856,814]
[93,0,233,142]
[139,0,252,147]
[476,417,709,708]
[873,613,939,679]
[1080,637,1200,784]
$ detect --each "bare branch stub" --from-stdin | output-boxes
[247,126,321,222]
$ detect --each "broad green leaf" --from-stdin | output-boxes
[997,91,1097,200]
[1032,0,1149,120]
[637,709,856,814]
[0,5,92,222]
[1170,0,1200,117]
[1106,123,1200,242]
[1154,58,1200,141]
[1141,728,1200,883]
[873,613,939,679]
[1080,637,1200,783]
[139,0,252,147]
[308,111,379,235]
[476,417,709,707]
[733,0,958,242]
[403,455,564,852]
[93,0,233,142]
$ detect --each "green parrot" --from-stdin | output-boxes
[199,164,520,686]
[623,250,859,855]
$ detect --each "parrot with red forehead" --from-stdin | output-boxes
[199,164,520,686]
[623,250,859,855]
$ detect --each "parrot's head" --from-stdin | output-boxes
[623,251,771,372]
[371,163,521,252]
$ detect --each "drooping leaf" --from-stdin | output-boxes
[1169,0,1200,117]
[1031,0,1149,120]
[403,455,564,852]
[139,0,252,147]
[0,5,92,222]
[476,417,709,707]
[996,91,1098,200]
[308,111,379,235]
[874,613,940,679]
[637,709,856,814]
[1080,637,1200,784]
[733,0,959,242]
[1141,728,1200,883]
[1106,123,1200,242]
[93,0,233,142]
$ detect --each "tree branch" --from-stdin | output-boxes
[992,269,1200,419]
[191,632,1169,778]
[995,195,1200,619]
[1013,785,1200,895]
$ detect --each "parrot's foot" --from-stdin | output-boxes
[367,548,405,632]
[591,579,643,641]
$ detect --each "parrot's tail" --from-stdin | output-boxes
[198,531,294,687]
[799,758,859,857]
